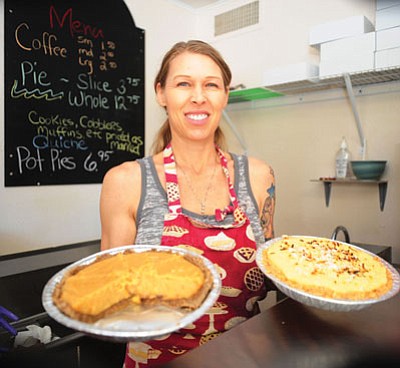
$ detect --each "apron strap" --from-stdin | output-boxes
[163,143,243,223]
[163,144,183,215]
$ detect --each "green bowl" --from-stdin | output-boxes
[350,160,387,180]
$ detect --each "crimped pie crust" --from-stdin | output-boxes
[53,249,213,323]
[262,236,393,300]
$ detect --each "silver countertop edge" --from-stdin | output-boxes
[0,240,100,277]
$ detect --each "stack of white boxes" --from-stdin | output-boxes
[375,0,400,69]
[310,0,400,78]
[311,15,375,77]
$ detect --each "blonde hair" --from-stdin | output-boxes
[151,40,232,154]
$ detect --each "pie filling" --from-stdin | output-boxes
[53,250,212,322]
[262,236,392,300]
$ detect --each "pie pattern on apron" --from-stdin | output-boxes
[124,144,267,368]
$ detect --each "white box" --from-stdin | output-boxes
[309,15,374,46]
[376,26,400,50]
[263,63,319,85]
[319,55,375,76]
[375,47,400,68]
[377,0,400,11]
[320,32,375,61]
[319,33,375,76]
[376,5,400,30]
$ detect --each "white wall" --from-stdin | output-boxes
[197,0,399,262]
[2,0,400,263]
[0,0,196,255]
[196,0,376,87]
[224,89,400,263]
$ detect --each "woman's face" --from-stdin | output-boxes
[156,52,229,144]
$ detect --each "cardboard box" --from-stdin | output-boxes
[376,26,400,50]
[309,15,374,46]
[376,4,400,30]
[263,62,319,85]
[375,47,400,69]
[319,33,375,76]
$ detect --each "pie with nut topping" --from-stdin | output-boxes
[262,236,393,300]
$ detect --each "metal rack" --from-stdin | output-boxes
[260,66,400,96]
[226,68,398,211]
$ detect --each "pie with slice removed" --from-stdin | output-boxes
[53,249,213,322]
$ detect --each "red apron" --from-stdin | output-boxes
[124,144,266,367]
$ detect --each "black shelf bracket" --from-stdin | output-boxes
[378,181,388,212]
[312,179,388,212]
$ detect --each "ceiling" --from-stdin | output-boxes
[173,0,223,9]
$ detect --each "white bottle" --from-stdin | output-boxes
[335,137,351,178]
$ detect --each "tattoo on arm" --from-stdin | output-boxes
[261,183,275,240]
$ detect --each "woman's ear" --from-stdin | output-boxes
[156,82,166,107]
[223,88,229,107]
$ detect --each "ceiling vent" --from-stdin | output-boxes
[214,1,259,36]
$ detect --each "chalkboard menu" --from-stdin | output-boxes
[4,0,145,186]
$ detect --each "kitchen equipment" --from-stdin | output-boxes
[0,306,18,336]
[351,160,387,180]
[0,311,125,368]
[331,225,350,243]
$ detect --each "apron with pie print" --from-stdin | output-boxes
[124,144,267,368]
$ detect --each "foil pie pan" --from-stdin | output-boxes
[256,236,400,312]
[42,245,221,342]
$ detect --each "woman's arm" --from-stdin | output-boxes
[248,157,276,240]
[99,161,142,250]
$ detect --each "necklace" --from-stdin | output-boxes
[180,163,218,215]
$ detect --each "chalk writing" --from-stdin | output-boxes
[11,60,64,101]
[5,0,145,186]
[49,5,104,39]
[15,22,68,57]
[99,40,117,71]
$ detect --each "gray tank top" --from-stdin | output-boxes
[135,153,265,246]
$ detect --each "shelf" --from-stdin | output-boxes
[228,87,283,103]
[311,179,388,211]
[228,66,400,103]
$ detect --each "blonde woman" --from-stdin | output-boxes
[100,40,275,367]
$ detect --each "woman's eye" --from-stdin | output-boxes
[206,82,220,88]
[177,81,190,87]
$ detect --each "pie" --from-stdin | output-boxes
[53,249,213,323]
[262,236,393,300]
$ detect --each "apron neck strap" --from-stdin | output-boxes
[163,143,240,220]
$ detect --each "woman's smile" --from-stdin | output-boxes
[185,111,210,125]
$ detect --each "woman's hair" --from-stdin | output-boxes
[150,40,232,154]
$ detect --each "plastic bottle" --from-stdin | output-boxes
[335,137,351,178]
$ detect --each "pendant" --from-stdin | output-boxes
[200,202,206,215]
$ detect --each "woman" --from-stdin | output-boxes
[100,40,275,367]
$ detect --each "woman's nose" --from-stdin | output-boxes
[191,86,206,104]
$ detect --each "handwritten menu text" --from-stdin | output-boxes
[5,0,145,186]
